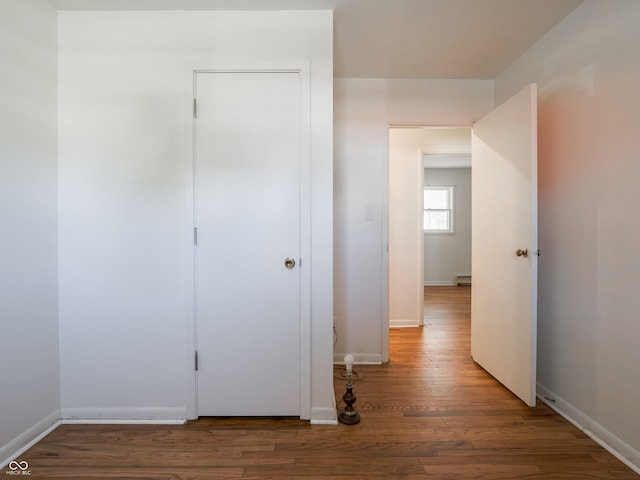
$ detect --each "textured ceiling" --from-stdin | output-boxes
[48,0,583,79]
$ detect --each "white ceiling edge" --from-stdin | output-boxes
[48,0,343,10]
[46,0,584,80]
[424,154,471,169]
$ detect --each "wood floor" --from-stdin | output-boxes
[20,286,638,479]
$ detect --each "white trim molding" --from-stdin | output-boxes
[389,319,422,328]
[537,383,640,475]
[310,407,338,425]
[333,353,384,365]
[0,411,60,469]
[60,407,187,425]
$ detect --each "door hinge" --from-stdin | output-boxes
[193,98,197,119]
[195,351,199,371]
[194,227,198,246]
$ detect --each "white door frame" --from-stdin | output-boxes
[183,62,311,420]
[382,121,472,362]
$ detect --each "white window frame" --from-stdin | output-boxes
[424,185,455,235]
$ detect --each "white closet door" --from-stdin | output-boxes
[195,71,302,416]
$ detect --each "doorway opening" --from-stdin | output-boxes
[386,125,472,359]
[384,84,538,406]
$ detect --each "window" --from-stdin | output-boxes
[424,186,454,234]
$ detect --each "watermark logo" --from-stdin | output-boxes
[5,461,31,476]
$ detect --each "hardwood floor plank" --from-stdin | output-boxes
[17,286,638,479]
[422,463,543,478]
[28,467,245,479]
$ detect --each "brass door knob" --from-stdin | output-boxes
[284,257,296,269]
[516,248,529,258]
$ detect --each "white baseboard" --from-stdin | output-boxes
[60,407,187,424]
[310,406,338,425]
[537,383,640,475]
[424,281,455,286]
[333,353,383,365]
[389,318,422,328]
[1,410,60,469]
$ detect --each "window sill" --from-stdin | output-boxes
[424,231,456,236]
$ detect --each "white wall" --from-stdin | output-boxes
[334,79,493,362]
[388,133,423,327]
[496,0,640,469]
[424,168,472,285]
[0,0,59,465]
[58,10,334,422]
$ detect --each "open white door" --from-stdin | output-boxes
[471,84,538,407]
